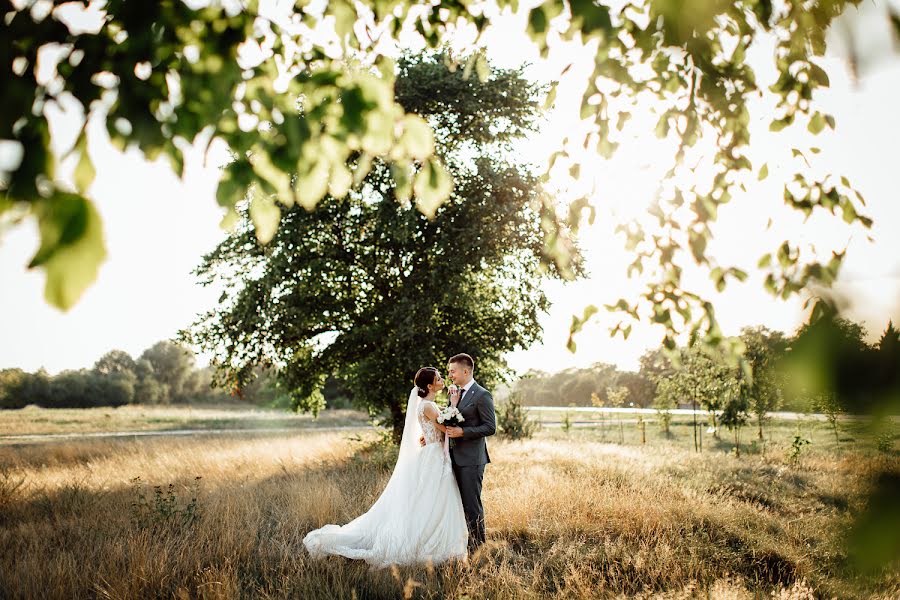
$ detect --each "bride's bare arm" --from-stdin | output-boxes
[423,403,447,432]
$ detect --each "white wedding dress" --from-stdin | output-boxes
[302,388,468,568]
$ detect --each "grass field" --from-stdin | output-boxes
[0,404,370,437]
[0,407,897,599]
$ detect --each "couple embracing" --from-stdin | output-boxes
[303,353,496,568]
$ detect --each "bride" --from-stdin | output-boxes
[302,367,469,568]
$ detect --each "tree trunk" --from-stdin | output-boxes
[391,402,405,445]
[757,413,764,440]
[734,427,741,457]
[691,399,699,452]
[711,411,719,439]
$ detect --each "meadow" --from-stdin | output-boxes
[0,404,369,437]
[0,407,897,599]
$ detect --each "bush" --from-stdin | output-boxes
[497,393,537,440]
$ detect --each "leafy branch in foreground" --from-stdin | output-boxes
[1,1,882,361]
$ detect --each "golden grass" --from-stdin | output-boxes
[0,429,897,599]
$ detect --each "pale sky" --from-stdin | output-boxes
[1,1,898,377]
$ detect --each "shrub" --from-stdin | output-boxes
[497,393,536,440]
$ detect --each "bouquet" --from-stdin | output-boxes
[437,405,464,427]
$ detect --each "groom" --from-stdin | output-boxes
[444,353,495,550]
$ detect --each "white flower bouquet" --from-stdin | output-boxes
[437,405,464,427]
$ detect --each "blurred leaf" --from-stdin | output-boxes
[295,157,330,210]
[28,193,107,311]
[567,304,599,352]
[808,112,826,134]
[73,134,95,194]
[848,470,900,572]
[249,189,280,245]
[543,83,558,109]
[413,158,452,218]
[398,114,434,160]
[570,0,612,38]
[758,163,768,181]
[475,54,490,83]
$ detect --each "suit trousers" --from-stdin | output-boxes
[452,462,486,548]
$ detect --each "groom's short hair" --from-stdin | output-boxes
[449,353,474,371]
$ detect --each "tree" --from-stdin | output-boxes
[496,392,537,441]
[181,53,577,441]
[139,341,197,403]
[615,371,655,409]
[133,358,167,404]
[813,392,842,444]
[17,368,51,407]
[93,350,136,376]
[653,379,676,436]
[0,369,27,409]
[719,380,750,457]
[740,326,788,440]
[606,385,629,443]
[2,2,879,371]
[653,346,733,452]
[873,320,900,417]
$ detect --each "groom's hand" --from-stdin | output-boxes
[446,426,464,438]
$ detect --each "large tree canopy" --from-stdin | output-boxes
[3,0,892,357]
[180,53,576,438]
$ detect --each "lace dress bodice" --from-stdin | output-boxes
[417,400,443,445]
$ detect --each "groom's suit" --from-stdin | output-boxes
[449,380,495,549]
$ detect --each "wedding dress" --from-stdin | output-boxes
[302,388,468,568]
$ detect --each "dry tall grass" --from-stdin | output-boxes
[0,429,896,599]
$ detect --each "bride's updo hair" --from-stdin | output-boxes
[414,367,439,398]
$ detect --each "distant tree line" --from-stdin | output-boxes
[513,317,900,425]
[0,340,356,410]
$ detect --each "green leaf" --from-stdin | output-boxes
[570,0,612,38]
[73,134,95,193]
[527,6,549,35]
[689,230,707,263]
[249,189,281,245]
[295,156,330,210]
[758,163,768,181]
[543,83,558,110]
[391,161,413,203]
[398,114,434,160]
[252,150,294,208]
[769,117,790,132]
[475,54,490,83]
[28,193,107,311]
[655,113,670,138]
[567,304,599,352]
[413,158,453,218]
[330,0,357,42]
[808,112,825,134]
[329,163,353,199]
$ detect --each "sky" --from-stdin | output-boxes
[1,1,898,377]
